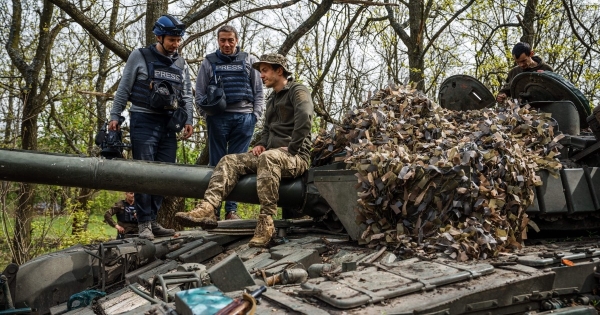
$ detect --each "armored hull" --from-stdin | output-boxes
[3,71,600,314]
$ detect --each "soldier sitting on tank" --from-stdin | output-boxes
[496,42,554,103]
[175,53,314,247]
[104,192,138,239]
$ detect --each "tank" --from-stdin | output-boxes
[2,71,600,315]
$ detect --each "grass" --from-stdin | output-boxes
[0,212,114,272]
[215,202,275,220]
[0,201,281,271]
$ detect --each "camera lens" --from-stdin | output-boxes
[158,86,170,95]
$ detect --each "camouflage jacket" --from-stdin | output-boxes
[256,81,314,162]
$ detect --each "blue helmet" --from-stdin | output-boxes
[153,15,186,37]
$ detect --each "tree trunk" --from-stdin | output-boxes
[71,188,94,235]
[12,100,42,262]
[387,0,475,91]
[3,67,16,145]
[408,48,425,90]
[146,0,168,47]
[408,0,425,90]
[13,183,34,264]
[156,195,185,230]
[520,0,538,45]
[197,144,210,166]
[7,0,63,262]
[386,0,426,90]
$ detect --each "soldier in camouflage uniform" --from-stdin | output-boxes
[176,53,314,247]
[104,192,138,239]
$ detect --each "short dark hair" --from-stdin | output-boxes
[512,42,532,58]
[271,64,292,78]
[217,25,238,40]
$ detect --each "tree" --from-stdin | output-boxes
[384,0,476,90]
[5,0,67,263]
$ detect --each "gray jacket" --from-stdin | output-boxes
[110,45,194,125]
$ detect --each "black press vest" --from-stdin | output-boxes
[129,47,185,112]
[116,201,137,223]
[206,52,254,105]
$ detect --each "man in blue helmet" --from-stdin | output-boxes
[109,14,194,240]
[195,25,264,221]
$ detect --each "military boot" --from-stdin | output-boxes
[138,221,154,240]
[175,202,218,229]
[151,221,175,237]
[248,214,275,248]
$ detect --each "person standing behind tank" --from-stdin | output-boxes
[195,25,264,221]
[109,15,194,240]
[496,42,554,103]
[104,192,138,239]
[176,53,313,248]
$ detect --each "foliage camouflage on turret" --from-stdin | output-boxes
[311,85,563,260]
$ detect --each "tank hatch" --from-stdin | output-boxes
[510,71,592,127]
[438,75,496,111]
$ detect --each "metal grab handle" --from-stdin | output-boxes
[150,272,201,302]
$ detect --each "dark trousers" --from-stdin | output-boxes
[206,112,256,215]
[130,112,177,223]
[116,221,138,239]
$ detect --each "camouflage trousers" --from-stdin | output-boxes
[203,149,309,216]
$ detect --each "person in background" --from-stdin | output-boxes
[104,192,138,239]
[496,42,554,103]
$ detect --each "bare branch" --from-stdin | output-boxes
[279,0,335,55]
[560,0,600,54]
[360,16,387,35]
[477,21,520,55]
[49,103,82,154]
[421,0,476,57]
[47,0,131,61]
[181,0,301,49]
[333,0,398,6]
[77,90,114,98]
[183,0,242,26]
[384,0,412,49]
[116,12,144,33]
[313,7,366,124]
[6,0,29,76]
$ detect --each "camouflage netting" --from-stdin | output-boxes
[311,85,564,260]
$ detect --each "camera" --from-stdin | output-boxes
[95,116,131,159]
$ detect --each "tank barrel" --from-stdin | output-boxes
[0,149,304,208]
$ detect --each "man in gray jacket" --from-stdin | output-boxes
[196,25,264,221]
[109,14,194,240]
